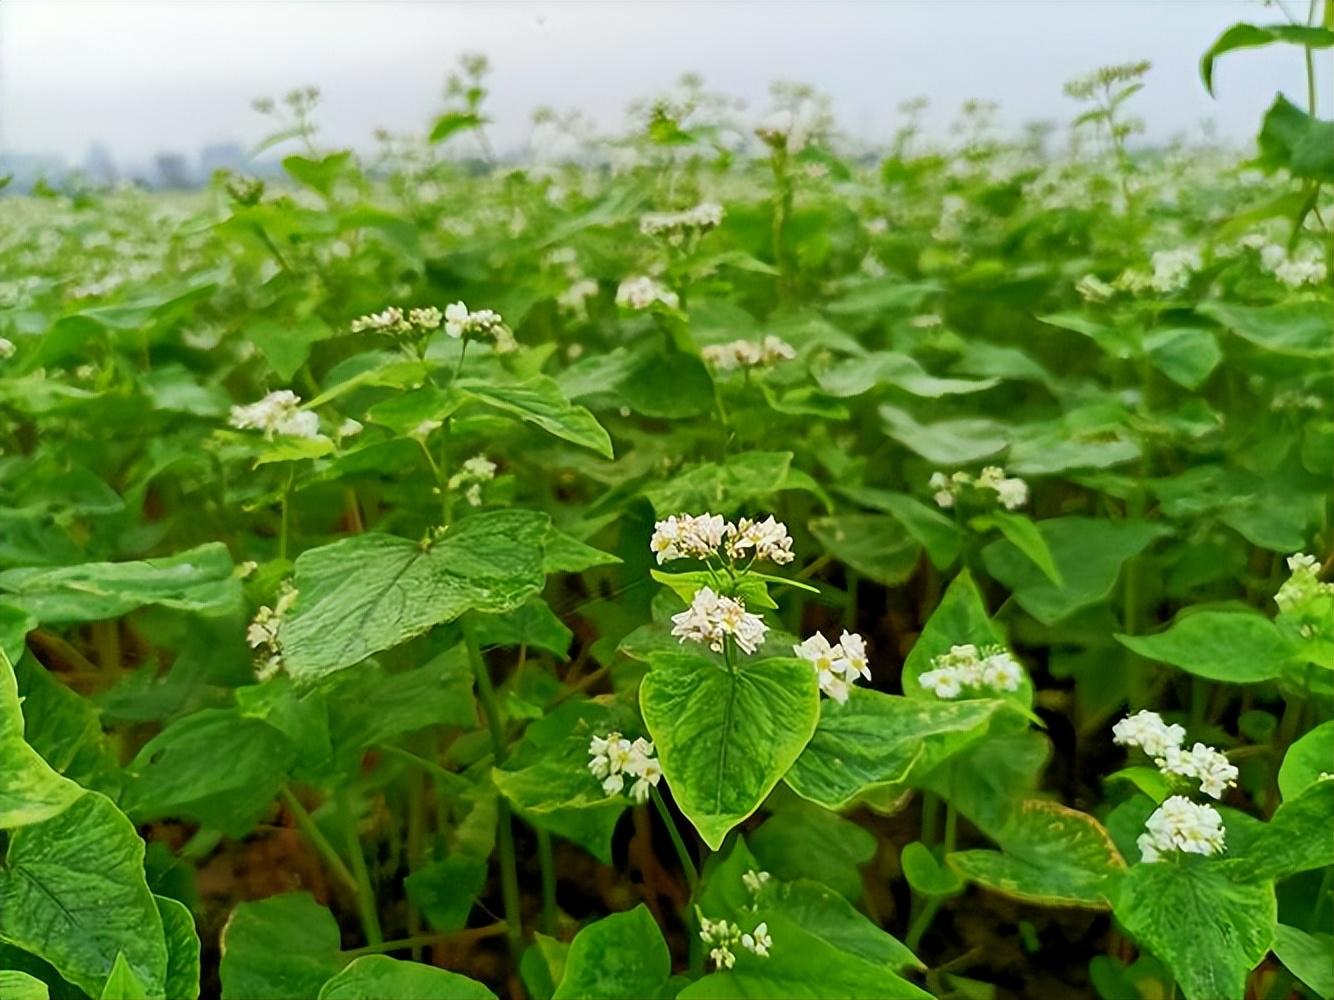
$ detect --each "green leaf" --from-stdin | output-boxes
[155,895,201,1000]
[757,878,923,975]
[319,956,496,1000]
[1201,23,1334,94]
[121,708,294,837]
[642,452,830,516]
[541,527,621,574]
[640,650,820,849]
[1223,779,1334,883]
[837,486,961,570]
[520,934,569,1000]
[879,404,1007,465]
[900,571,1020,703]
[282,151,354,198]
[220,893,345,1000]
[901,841,964,898]
[1279,721,1334,801]
[279,510,549,678]
[750,797,877,902]
[0,971,49,1000]
[816,351,996,398]
[1143,328,1222,389]
[0,649,81,828]
[1272,924,1334,1000]
[493,700,630,864]
[1255,94,1334,182]
[1113,861,1275,1000]
[0,792,168,999]
[784,688,1008,809]
[460,377,613,458]
[808,514,921,585]
[0,544,240,625]
[248,316,335,381]
[947,800,1125,909]
[404,855,487,933]
[650,570,778,610]
[429,111,486,143]
[551,905,671,1000]
[981,517,1168,625]
[982,511,1062,586]
[1197,299,1334,358]
[1115,610,1296,684]
[100,953,149,1000]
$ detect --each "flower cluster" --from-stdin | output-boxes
[557,278,599,316]
[1276,553,1334,615]
[794,630,871,703]
[247,583,299,681]
[446,454,497,507]
[698,913,771,970]
[1138,795,1226,863]
[640,202,724,242]
[0,337,15,360]
[1113,710,1238,801]
[918,643,1025,699]
[228,390,320,440]
[700,336,796,372]
[670,586,768,655]
[755,103,815,154]
[1116,247,1202,295]
[349,305,443,337]
[930,467,1028,511]
[1075,273,1115,303]
[615,275,679,311]
[588,732,662,804]
[444,302,516,352]
[651,513,794,567]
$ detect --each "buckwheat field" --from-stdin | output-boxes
[0,10,1331,1000]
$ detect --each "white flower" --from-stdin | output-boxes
[726,516,795,565]
[0,337,15,359]
[1148,247,1201,294]
[616,276,679,311]
[742,869,771,895]
[1276,552,1334,612]
[602,773,625,796]
[229,390,321,440]
[709,946,736,971]
[671,586,768,655]
[702,336,797,372]
[740,922,771,958]
[975,466,1029,510]
[247,584,298,680]
[630,757,662,804]
[443,302,512,349]
[350,306,410,336]
[1076,274,1115,302]
[462,455,497,480]
[1138,795,1226,861]
[640,202,725,241]
[919,643,1025,699]
[838,631,871,682]
[918,667,962,699]
[980,649,1024,691]
[1160,742,1238,800]
[794,631,854,702]
[590,731,662,802]
[650,513,730,563]
[1112,710,1186,760]
[558,278,599,314]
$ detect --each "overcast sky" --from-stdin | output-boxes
[1,1,1328,162]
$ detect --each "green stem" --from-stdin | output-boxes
[280,786,358,893]
[463,615,524,958]
[650,787,699,890]
[278,467,295,562]
[920,791,942,847]
[343,922,509,958]
[337,788,383,947]
[537,829,557,935]
[1306,0,1319,115]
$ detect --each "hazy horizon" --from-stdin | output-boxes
[2,1,1330,163]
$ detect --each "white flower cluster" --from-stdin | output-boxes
[588,732,663,804]
[444,302,516,352]
[349,305,444,337]
[651,513,794,567]
[755,103,814,154]
[1276,553,1334,613]
[918,643,1025,699]
[794,631,871,703]
[615,275,679,311]
[700,336,796,372]
[557,278,599,315]
[1112,710,1239,800]
[0,337,15,360]
[670,586,769,655]
[930,467,1029,511]
[228,390,320,440]
[1116,247,1202,295]
[1245,241,1328,288]
[1075,273,1116,302]
[1138,795,1226,863]
[446,454,497,508]
[742,868,771,895]
[698,913,771,970]
[640,202,724,242]
[247,583,299,681]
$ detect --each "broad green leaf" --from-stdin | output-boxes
[785,688,1008,808]
[520,934,569,1000]
[0,792,168,999]
[305,359,428,408]
[282,151,354,197]
[836,486,961,570]
[155,896,201,1000]
[0,649,81,828]
[816,351,996,398]
[551,905,671,1000]
[1254,94,1334,183]
[493,700,630,864]
[459,377,614,459]
[640,650,820,849]
[1113,861,1275,1000]
[248,316,335,381]
[879,404,1007,465]
[1223,779,1334,883]
[319,956,496,1000]
[1272,924,1334,1000]
[0,970,48,1000]
[901,841,963,898]
[1037,312,1136,358]
[947,800,1125,909]
[429,111,486,143]
[651,569,778,610]
[279,510,549,678]
[404,855,487,933]
[808,514,921,585]
[1201,23,1334,94]
[1197,299,1334,358]
[542,527,621,574]
[750,797,877,902]
[759,879,923,974]
[100,953,148,1000]
[824,277,939,317]
[981,511,1062,586]
[982,517,1168,625]
[642,452,830,516]
[1279,721,1334,801]
[1007,433,1140,477]
[1143,328,1222,389]
[219,893,345,1000]
[1116,610,1296,683]
[0,544,240,625]
[120,708,294,837]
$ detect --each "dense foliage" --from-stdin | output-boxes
[1,17,1331,1000]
